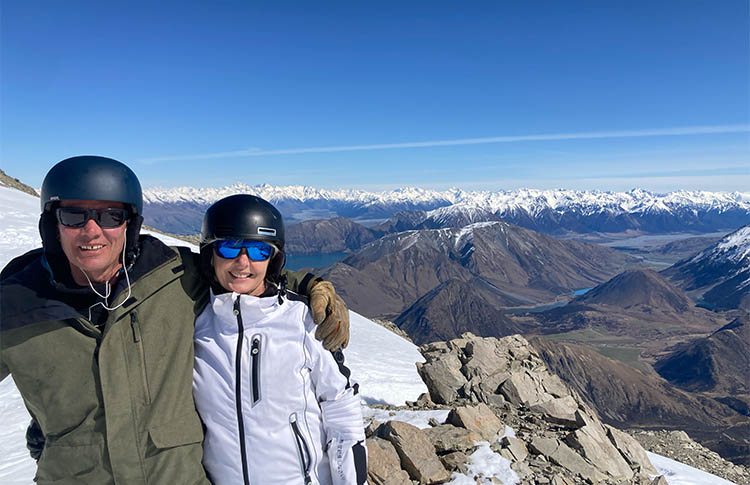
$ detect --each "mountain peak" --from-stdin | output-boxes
[574,269,694,312]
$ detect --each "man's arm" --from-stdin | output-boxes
[0,361,9,382]
[282,269,322,296]
[283,270,350,350]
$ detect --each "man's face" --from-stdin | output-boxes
[213,249,269,296]
[57,200,128,285]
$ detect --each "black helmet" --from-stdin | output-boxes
[41,155,143,215]
[38,155,144,269]
[200,194,286,285]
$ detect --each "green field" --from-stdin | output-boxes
[541,329,651,373]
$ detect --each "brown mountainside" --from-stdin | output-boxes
[394,278,525,345]
[655,315,750,395]
[573,269,695,312]
[325,221,637,318]
[531,337,749,465]
[285,216,381,255]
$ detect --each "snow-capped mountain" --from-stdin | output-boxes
[388,188,750,235]
[142,184,750,236]
[663,225,750,310]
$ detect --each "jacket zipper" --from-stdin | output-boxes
[234,297,251,485]
[289,413,313,485]
[250,334,262,405]
[129,313,151,405]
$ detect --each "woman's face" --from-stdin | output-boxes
[213,248,270,296]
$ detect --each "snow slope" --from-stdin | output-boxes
[0,186,737,484]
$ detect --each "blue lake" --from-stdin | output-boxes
[505,287,593,314]
[285,252,349,271]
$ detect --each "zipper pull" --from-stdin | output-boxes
[130,313,141,342]
[251,337,260,355]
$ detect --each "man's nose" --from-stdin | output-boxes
[81,217,103,234]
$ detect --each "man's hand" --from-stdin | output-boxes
[309,281,350,350]
[26,419,44,461]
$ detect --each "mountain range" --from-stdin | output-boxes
[141,183,750,236]
[663,225,750,311]
[322,220,638,332]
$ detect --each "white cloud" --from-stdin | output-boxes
[139,124,750,163]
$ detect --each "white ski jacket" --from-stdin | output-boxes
[193,290,367,485]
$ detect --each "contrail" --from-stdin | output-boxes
[139,124,750,163]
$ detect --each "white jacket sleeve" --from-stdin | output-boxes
[307,334,368,485]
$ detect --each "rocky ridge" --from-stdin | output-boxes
[366,333,673,484]
[0,169,38,197]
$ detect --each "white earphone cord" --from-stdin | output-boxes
[81,230,132,321]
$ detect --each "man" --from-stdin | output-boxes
[0,156,349,484]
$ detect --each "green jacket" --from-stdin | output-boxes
[1,235,317,484]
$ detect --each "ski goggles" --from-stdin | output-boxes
[56,207,130,229]
[213,240,275,261]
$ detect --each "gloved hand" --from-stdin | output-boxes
[309,281,350,350]
[26,419,45,461]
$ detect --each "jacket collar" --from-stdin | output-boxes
[1,235,182,329]
[209,290,281,331]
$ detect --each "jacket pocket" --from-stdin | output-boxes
[251,333,262,405]
[289,412,314,485]
[145,413,208,482]
[148,412,204,449]
[130,312,151,405]
[35,436,105,483]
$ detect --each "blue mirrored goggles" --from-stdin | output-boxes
[213,240,275,261]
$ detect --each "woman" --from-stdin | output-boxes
[192,194,367,485]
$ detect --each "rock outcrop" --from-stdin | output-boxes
[366,333,664,484]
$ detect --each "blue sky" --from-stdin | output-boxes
[1,1,748,192]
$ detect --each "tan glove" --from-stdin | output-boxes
[309,281,350,350]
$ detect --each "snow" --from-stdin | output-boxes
[363,408,450,429]
[715,225,750,264]
[345,312,428,406]
[448,442,519,485]
[143,184,750,224]
[688,224,750,274]
[0,185,739,485]
[647,452,738,485]
[143,183,463,206]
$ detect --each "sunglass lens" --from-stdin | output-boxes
[246,243,273,261]
[214,240,273,260]
[98,209,128,228]
[57,207,128,228]
[57,208,88,227]
[215,243,242,259]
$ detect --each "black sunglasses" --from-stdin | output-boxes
[56,207,130,229]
